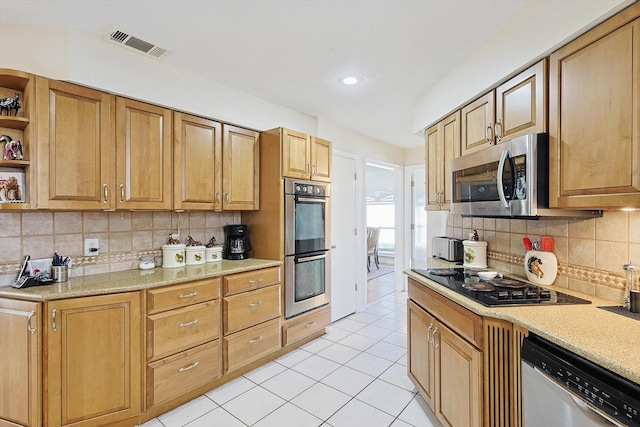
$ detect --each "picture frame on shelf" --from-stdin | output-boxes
[0,171,26,203]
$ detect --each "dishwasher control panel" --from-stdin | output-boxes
[522,334,640,426]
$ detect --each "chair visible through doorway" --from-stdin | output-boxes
[367,227,380,272]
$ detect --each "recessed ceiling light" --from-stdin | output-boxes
[340,76,363,85]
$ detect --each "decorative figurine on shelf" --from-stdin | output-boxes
[0,176,23,201]
[205,237,217,248]
[0,93,20,116]
[167,233,181,244]
[186,236,202,246]
[1,135,23,160]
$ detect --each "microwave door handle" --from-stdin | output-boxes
[497,149,510,209]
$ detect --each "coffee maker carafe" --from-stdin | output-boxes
[223,224,252,260]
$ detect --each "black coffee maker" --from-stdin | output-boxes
[223,224,252,260]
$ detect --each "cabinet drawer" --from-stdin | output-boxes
[147,278,220,314]
[282,306,330,346]
[223,284,281,334]
[223,267,281,296]
[408,278,483,348]
[147,300,220,361]
[223,318,281,373]
[147,340,221,408]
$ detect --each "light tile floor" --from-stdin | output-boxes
[140,292,442,427]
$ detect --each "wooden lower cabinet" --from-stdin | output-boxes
[0,299,41,427]
[223,317,281,373]
[282,305,331,347]
[45,292,141,427]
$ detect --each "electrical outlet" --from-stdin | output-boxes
[84,238,100,256]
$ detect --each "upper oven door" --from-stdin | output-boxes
[285,180,330,256]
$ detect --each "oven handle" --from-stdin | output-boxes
[295,253,327,263]
[528,365,624,427]
[295,196,328,204]
[497,148,511,209]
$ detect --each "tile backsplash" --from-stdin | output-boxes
[0,210,241,287]
[446,211,640,304]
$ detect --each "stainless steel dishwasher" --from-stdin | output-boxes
[522,333,640,426]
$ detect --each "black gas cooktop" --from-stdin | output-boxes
[411,268,591,307]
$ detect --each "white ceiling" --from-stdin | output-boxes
[0,0,532,148]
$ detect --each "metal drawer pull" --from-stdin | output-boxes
[103,184,108,204]
[27,310,37,334]
[432,327,439,348]
[119,184,125,204]
[249,335,264,344]
[179,319,199,328]
[427,323,433,345]
[249,278,263,284]
[179,361,199,372]
[52,308,57,332]
[178,291,199,298]
[306,321,317,328]
[248,300,263,308]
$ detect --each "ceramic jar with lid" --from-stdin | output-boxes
[162,244,186,268]
[205,246,222,263]
[185,245,206,265]
[463,240,487,269]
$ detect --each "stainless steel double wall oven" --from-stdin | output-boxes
[284,178,330,318]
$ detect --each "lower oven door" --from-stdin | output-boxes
[284,251,330,319]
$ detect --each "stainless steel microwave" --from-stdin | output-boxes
[450,133,602,219]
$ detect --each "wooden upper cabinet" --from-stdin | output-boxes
[282,128,310,179]
[45,292,141,427]
[425,111,460,211]
[0,299,41,427]
[222,124,259,210]
[173,112,222,210]
[495,58,547,142]
[35,78,115,210]
[549,4,640,209]
[310,136,332,182]
[461,92,495,156]
[116,97,172,210]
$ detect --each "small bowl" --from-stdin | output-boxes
[477,271,499,280]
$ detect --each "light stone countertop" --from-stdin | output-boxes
[406,260,640,386]
[0,259,282,302]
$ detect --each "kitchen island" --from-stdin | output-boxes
[405,262,640,427]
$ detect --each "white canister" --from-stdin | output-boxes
[524,250,558,286]
[162,244,186,268]
[205,246,223,263]
[186,245,206,265]
[463,240,488,269]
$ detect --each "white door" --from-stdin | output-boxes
[411,168,428,268]
[331,153,357,321]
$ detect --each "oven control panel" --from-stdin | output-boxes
[294,182,326,197]
[522,335,640,426]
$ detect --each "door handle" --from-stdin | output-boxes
[119,184,125,204]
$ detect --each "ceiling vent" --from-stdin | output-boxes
[105,30,169,59]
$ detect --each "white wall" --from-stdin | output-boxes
[413,0,633,132]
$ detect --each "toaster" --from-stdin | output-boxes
[432,236,463,262]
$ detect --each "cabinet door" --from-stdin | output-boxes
[116,97,172,210]
[222,124,259,210]
[36,78,115,210]
[310,136,332,182]
[282,128,310,179]
[0,299,41,427]
[550,10,640,208]
[407,301,435,408]
[425,123,441,210]
[173,112,222,210]
[495,59,547,142]
[46,293,141,427]
[461,92,495,156]
[435,321,483,427]
[441,111,460,209]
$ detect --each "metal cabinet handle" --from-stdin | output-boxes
[179,361,199,372]
[248,300,263,308]
[224,192,229,205]
[312,164,317,176]
[432,327,440,348]
[306,321,317,328]
[178,291,198,299]
[249,335,264,344]
[249,278,263,284]
[103,184,109,204]
[427,323,434,345]
[27,310,37,334]
[306,163,310,174]
[52,308,57,332]
[486,124,494,144]
[179,319,199,328]
[215,191,221,205]
[494,119,503,142]
[119,184,125,204]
